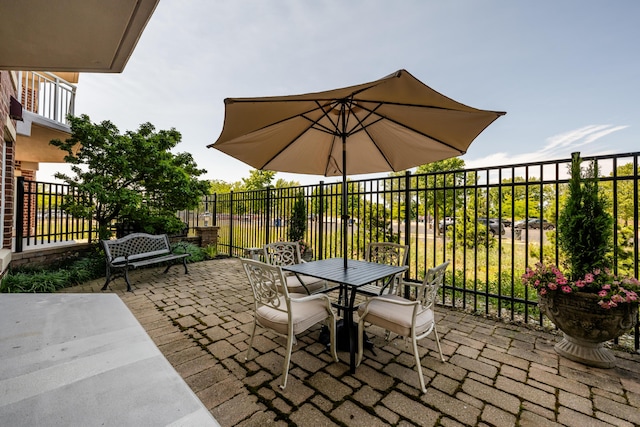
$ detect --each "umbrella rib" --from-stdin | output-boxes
[252,100,342,170]
[347,100,502,155]
[344,102,398,171]
[303,100,341,136]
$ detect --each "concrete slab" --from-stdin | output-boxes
[0,293,219,426]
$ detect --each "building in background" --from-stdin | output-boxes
[0,0,159,274]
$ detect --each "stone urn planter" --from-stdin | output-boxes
[538,291,638,368]
[301,248,314,262]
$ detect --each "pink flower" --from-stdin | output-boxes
[598,301,612,309]
[611,294,624,303]
[523,263,639,309]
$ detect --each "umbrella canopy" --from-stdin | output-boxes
[209,69,506,268]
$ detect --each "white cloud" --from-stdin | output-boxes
[465,124,629,170]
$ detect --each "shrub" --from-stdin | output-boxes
[1,255,104,293]
[0,242,212,293]
[203,244,218,259]
[171,242,207,262]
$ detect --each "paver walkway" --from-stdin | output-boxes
[61,258,640,426]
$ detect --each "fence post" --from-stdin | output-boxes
[318,181,324,260]
[15,177,24,253]
[88,191,94,243]
[634,156,640,350]
[265,187,272,245]
[403,171,412,295]
[404,171,411,248]
[229,191,234,257]
[212,194,217,226]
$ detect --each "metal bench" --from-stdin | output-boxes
[102,233,190,292]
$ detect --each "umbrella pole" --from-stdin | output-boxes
[342,132,348,270]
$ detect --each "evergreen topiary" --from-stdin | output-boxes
[287,192,307,243]
[557,152,613,280]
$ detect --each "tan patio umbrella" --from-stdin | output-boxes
[209,69,505,268]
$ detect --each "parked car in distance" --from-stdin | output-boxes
[438,217,454,232]
[514,218,555,230]
[478,218,505,236]
[439,217,505,236]
[501,219,512,228]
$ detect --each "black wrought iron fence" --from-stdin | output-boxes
[205,152,640,349]
[15,177,96,251]
[15,152,640,349]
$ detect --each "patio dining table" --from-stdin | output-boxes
[282,258,407,373]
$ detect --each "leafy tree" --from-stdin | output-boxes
[610,163,637,226]
[308,179,360,219]
[355,200,398,247]
[274,178,301,188]
[416,158,466,235]
[451,220,495,249]
[50,115,209,240]
[243,169,275,190]
[384,171,412,221]
[616,225,636,275]
[209,179,233,194]
[210,179,248,194]
[494,176,547,220]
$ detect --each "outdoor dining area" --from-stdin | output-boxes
[4,68,639,426]
[56,256,640,426]
[253,241,446,392]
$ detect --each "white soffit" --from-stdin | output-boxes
[0,0,159,72]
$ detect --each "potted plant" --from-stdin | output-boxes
[522,152,639,368]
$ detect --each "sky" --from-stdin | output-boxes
[39,0,640,186]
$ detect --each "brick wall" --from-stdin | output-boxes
[1,71,17,250]
[0,71,10,141]
[10,243,95,269]
[20,169,35,181]
[18,174,37,235]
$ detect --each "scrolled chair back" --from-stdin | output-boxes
[367,242,408,267]
[415,261,450,309]
[263,242,302,267]
[242,258,290,313]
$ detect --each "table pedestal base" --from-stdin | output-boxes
[320,320,374,352]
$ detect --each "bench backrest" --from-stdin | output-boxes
[103,233,171,263]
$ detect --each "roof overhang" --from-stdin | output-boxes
[15,111,76,163]
[0,0,159,73]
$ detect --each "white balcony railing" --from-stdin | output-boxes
[17,71,76,125]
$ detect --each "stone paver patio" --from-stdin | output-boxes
[61,258,640,426]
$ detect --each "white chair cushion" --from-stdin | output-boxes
[257,294,330,336]
[357,294,434,337]
[284,274,325,294]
